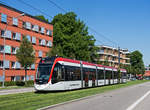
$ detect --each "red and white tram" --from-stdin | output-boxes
[34,57,127,91]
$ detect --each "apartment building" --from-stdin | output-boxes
[96,45,130,68]
[0,3,53,81]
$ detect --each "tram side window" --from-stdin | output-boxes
[114,71,118,79]
[105,70,111,79]
[111,71,113,79]
[122,72,127,79]
[83,68,96,80]
[51,63,62,84]
[98,69,104,80]
[74,67,81,80]
[83,68,88,80]
[89,69,96,80]
[65,66,81,81]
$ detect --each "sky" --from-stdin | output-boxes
[2,0,150,65]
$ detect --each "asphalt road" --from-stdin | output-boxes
[0,87,35,95]
[43,81,150,110]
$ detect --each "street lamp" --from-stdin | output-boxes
[2,13,25,88]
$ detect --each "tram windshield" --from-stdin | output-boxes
[35,57,56,84]
[37,64,52,79]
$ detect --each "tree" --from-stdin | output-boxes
[35,15,49,23]
[130,50,145,76]
[49,12,98,62]
[16,36,35,84]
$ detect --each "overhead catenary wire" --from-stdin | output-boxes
[1,0,119,47]
[47,0,67,13]
[88,27,119,46]
[16,0,53,19]
[46,0,119,47]
[47,0,104,45]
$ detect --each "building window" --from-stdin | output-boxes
[32,36,36,44]
[0,76,3,82]
[46,30,52,36]
[32,25,39,32]
[16,61,21,69]
[1,30,12,39]
[100,49,104,53]
[41,39,46,46]
[0,61,3,68]
[1,13,7,23]
[0,45,4,53]
[40,27,45,34]
[39,39,46,46]
[11,62,16,68]
[21,76,24,81]
[4,45,11,54]
[26,35,31,41]
[1,30,4,37]
[30,75,34,80]
[16,76,21,81]
[39,39,42,45]
[12,32,21,41]
[39,51,43,57]
[4,60,10,69]
[11,76,15,81]
[46,41,52,47]
[26,76,30,81]
[12,47,19,54]
[13,17,18,26]
[31,64,35,69]
[23,22,31,30]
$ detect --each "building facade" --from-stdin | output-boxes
[96,45,130,68]
[0,3,53,81]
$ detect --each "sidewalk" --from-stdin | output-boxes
[0,87,35,95]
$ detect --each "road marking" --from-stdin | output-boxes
[126,90,150,110]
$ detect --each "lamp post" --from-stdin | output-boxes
[2,13,25,88]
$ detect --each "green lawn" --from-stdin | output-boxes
[0,80,149,110]
[0,86,27,90]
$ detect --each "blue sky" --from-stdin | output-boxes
[2,0,150,65]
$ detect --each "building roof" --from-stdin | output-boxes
[96,45,130,54]
[0,3,52,25]
[144,71,150,76]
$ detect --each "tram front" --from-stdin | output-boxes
[34,57,55,91]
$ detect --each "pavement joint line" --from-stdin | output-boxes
[126,90,150,110]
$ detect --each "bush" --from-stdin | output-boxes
[5,81,16,86]
[16,81,25,86]
[0,80,34,87]
[0,81,16,87]
[25,80,34,87]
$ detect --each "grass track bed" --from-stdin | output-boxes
[0,80,149,110]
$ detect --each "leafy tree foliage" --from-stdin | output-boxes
[129,50,145,75]
[35,15,49,23]
[49,12,98,62]
[16,36,35,83]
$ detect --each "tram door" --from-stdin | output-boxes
[84,73,89,88]
[83,68,96,87]
[91,74,96,87]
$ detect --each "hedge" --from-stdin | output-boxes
[0,80,34,87]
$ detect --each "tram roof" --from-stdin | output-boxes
[45,57,126,72]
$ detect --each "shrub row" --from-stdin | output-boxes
[0,80,34,87]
